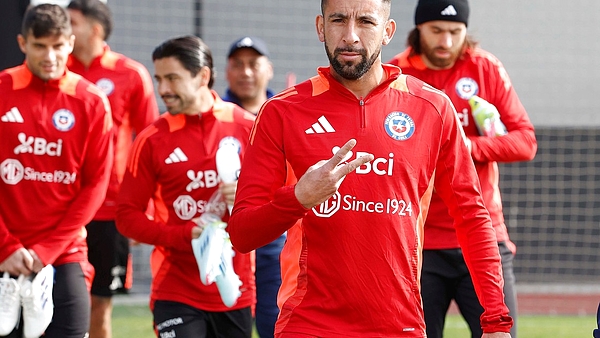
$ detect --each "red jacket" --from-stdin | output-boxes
[0,65,113,267]
[229,65,512,336]
[116,92,256,312]
[388,47,537,251]
[68,45,159,220]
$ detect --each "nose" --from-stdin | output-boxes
[156,80,170,96]
[342,21,359,45]
[241,64,253,77]
[439,32,453,49]
[45,47,57,63]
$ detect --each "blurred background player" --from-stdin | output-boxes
[116,35,256,337]
[222,36,283,338]
[387,0,537,337]
[0,4,113,337]
[66,1,159,337]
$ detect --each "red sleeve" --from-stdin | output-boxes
[432,94,513,333]
[31,88,114,265]
[469,59,537,164]
[228,101,307,254]
[127,60,159,134]
[115,126,196,248]
[0,214,23,264]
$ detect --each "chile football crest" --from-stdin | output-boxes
[384,112,415,141]
[96,78,115,96]
[52,109,75,132]
[455,77,479,100]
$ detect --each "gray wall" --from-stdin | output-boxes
[105,0,600,127]
[468,1,600,126]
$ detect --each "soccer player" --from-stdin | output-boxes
[0,4,113,337]
[223,36,283,338]
[66,1,159,336]
[228,0,513,337]
[116,35,256,338]
[387,0,537,337]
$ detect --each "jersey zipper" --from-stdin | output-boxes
[359,98,366,135]
[40,82,48,124]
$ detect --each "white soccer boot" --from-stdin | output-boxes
[192,214,228,286]
[215,140,241,215]
[0,272,21,335]
[214,238,242,307]
[20,264,54,338]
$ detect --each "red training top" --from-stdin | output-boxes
[0,64,114,267]
[116,92,256,312]
[229,65,513,336]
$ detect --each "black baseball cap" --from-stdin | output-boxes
[227,36,270,58]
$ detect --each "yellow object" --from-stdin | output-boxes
[469,95,507,137]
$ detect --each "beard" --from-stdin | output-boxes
[325,42,380,81]
[420,43,461,69]
[161,94,185,115]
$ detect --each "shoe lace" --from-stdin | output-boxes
[20,281,39,313]
[0,277,19,310]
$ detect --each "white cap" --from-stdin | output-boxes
[29,0,107,7]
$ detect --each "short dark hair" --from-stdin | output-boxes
[22,4,72,38]
[321,0,391,16]
[152,35,216,89]
[67,0,113,41]
[406,27,478,56]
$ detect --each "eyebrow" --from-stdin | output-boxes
[328,12,377,22]
[328,12,347,20]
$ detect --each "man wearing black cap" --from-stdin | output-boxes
[388,1,536,337]
[223,37,274,115]
[223,36,282,338]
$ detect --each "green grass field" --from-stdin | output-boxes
[113,304,596,338]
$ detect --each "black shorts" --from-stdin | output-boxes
[86,220,132,297]
[153,300,253,338]
[5,263,90,338]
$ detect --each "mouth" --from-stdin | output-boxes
[339,53,360,62]
[433,48,452,58]
[161,95,179,105]
[335,48,363,63]
[236,82,255,90]
[41,64,57,72]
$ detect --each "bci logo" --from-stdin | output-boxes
[332,146,394,176]
[185,169,219,192]
[14,133,62,157]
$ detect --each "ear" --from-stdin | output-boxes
[382,19,397,46]
[92,22,105,40]
[316,15,325,43]
[67,34,75,53]
[266,61,274,81]
[197,66,211,88]
[17,34,27,54]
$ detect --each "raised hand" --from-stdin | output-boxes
[294,139,374,209]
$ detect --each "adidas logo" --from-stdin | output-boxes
[305,115,335,134]
[440,5,458,16]
[165,147,188,164]
[1,107,24,123]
